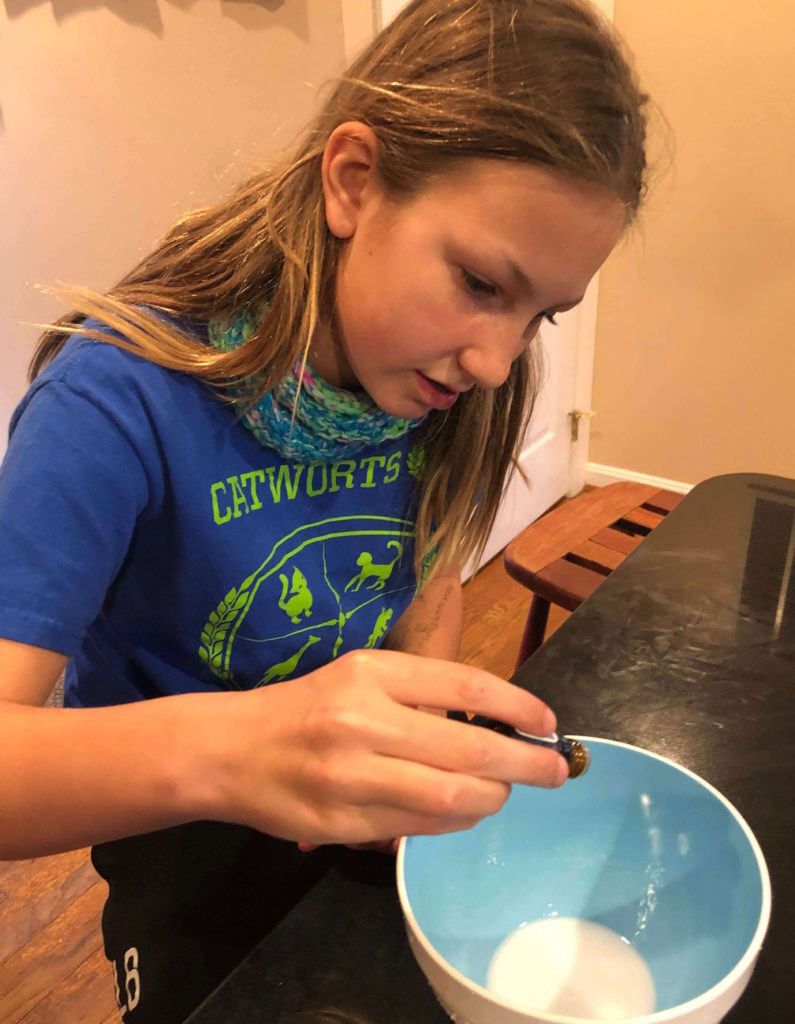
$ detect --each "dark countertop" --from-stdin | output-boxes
[188,845,449,1024]
[189,473,794,1023]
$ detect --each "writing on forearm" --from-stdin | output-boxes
[408,581,456,648]
[383,578,462,659]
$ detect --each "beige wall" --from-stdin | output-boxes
[592,0,795,487]
[0,0,367,456]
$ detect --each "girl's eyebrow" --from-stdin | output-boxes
[500,253,584,308]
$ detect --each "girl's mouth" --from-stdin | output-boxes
[415,371,460,409]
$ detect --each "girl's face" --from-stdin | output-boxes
[314,154,625,418]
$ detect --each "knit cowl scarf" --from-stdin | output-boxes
[207,306,425,463]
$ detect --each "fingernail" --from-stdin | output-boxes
[543,707,557,734]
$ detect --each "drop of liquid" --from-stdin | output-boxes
[486,917,655,1019]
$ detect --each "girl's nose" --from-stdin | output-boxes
[457,331,520,391]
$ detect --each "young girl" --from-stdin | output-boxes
[0,0,647,1020]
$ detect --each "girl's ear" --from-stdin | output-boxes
[321,122,379,239]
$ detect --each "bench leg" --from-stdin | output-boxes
[516,595,551,670]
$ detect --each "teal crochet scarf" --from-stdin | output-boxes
[208,307,425,462]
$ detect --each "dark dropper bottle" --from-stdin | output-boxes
[448,711,590,779]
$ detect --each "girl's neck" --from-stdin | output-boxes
[309,316,361,392]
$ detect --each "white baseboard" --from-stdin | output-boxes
[585,462,693,495]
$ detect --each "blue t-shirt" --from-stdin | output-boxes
[0,327,426,708]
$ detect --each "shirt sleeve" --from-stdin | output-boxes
[0,379,151,654]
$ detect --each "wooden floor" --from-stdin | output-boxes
[0,551,569,1024]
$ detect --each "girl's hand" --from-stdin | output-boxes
[212,649,567,847]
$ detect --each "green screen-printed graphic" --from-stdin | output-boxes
[344,540,403,592]
[365,607,393,648]
[198,515,417,687]
[407,443,426,480]
[278,567,313,623]
[261,635,321,685]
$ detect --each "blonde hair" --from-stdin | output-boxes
[30,0,648,578]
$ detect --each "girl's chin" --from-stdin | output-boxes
[363,375,431,419]
[373,395,428,419]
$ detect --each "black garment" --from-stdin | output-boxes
[92,822,332,1023]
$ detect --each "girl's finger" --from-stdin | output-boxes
[342,838,400,854]
[354,699,568,789]
[367,650,557,737]
[360,808,486,841]
[297,839,399,854]
[335,754,512,820]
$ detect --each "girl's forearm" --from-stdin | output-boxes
[0,693,232,859]
[381,574,463,661]
[1,639,567,860]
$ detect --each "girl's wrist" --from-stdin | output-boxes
[166,690,253,827]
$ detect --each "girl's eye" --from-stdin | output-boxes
[462,269,498,299]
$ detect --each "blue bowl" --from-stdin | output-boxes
[397,739,771,1024]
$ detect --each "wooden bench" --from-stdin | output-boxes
[504,481,684,668]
